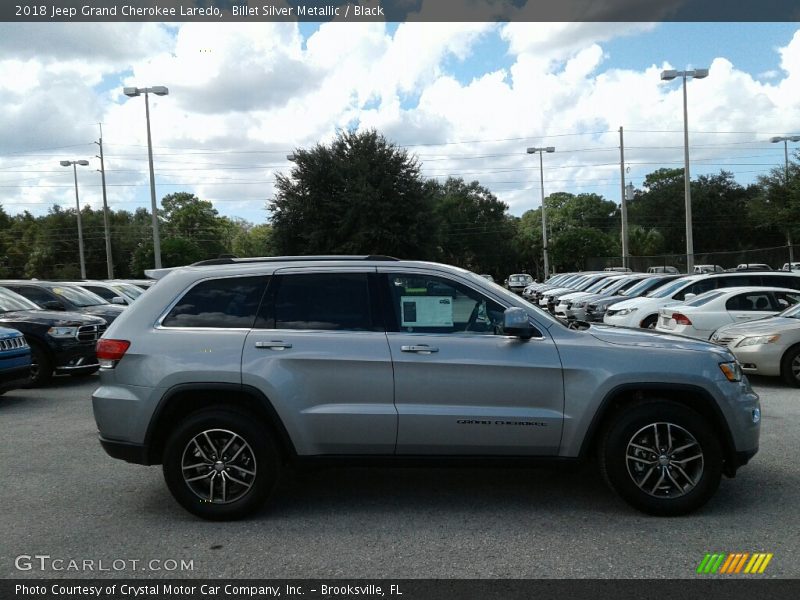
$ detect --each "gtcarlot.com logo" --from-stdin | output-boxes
[697,552,773,574]
[15,555,194,572]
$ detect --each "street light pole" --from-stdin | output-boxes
[661,67,708,273]
[527,146,556,279]
[60,159,90,279]
[770,135,800,264]
[123,85,169,269]
[96,123,113,279]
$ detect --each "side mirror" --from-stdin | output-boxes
[503,307,535,340]
[684,293,697,301]
[42,300,65,311]
[111,296,126,305]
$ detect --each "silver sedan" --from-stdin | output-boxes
[711,302,800,387]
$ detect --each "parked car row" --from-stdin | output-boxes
[0,279,152,388]
[523,268,800,387]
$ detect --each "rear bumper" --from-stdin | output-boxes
[99,436,150,465]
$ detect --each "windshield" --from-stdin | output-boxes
[684,290,726,307]
[577,276,609,291]
[585,278,617,293]
[112,282,143,299]
[0,287,40,312]
[646,277,693,298]
[780,302,800,319]
[47,285,108,307]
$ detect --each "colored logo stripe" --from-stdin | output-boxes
[698,553,773,574]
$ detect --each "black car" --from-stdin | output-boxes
[0,281,124,324]
[0,287,106,386]
[0,326,31,395]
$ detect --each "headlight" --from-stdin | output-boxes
[719,361,743,382]
[573,301,587,308]
[613,307,638,316]
[47,326,78,339]
[736,335,780,347]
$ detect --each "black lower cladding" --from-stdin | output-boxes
[99,437,150,465]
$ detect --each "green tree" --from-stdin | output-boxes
[232,223,274,257]
[752,154,800,250]
[269,129,438,258]
[431,177,516,278]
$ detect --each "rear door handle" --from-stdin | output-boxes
[401,345,439,353]
[255,341,292,350]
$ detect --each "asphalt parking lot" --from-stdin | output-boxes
[1,375,798,579]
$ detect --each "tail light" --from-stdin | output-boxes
[96,339,130,368]
[672,312,693,326]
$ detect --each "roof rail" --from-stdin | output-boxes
[189,255,400,266]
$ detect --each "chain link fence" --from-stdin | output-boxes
[587,244,799,274]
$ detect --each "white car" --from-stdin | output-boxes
[603,272,800,329]
[655,286,800,340]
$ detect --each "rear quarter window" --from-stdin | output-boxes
[161,276,269,328]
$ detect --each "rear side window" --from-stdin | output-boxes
[162,276,268,328]
[262,273,375,331]
[762,275,800,290]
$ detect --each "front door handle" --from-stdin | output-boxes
[401,345,439,353]
[255,341,292,350]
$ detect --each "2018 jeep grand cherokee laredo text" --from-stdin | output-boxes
[92,257,760,520]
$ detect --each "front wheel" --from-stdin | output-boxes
[26,341,53,387]
[781,346,800,387]
[599,400,722,516]
[162,409,281,520]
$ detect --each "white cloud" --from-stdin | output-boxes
[2,21,800,225]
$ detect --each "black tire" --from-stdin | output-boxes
[70,367,100,378]
[780,345,800,388]
[26,341,53,387]
[641,315,658,329]
[162,409,280,520]
[599,400,722,516]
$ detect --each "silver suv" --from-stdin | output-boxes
[92,257,760,520]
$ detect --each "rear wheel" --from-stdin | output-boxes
[641,315,658,329]
[780,346,800,387]
[162,409,280,520]
[26,341,53,387]
[599,400,722,516]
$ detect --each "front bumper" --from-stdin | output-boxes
[50,339,100,373]
[728,342,785,377]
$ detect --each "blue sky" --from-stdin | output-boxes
[0,21,799,224]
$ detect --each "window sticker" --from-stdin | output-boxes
[401,296,453,327]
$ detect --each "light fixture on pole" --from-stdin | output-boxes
[770,135,800,264]
[60,159,90,279]
[660,67,708,273]
[123,85,169,269]
[526,146,556,279]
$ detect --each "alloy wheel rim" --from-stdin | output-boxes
[181,429,257,504]
[626,422,704,498]
[792,354,800,381]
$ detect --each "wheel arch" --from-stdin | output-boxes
[143,383,297,465]
[579,383,738,476]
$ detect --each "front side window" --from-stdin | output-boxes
[386,274,507,335]
[162,276,268,328]
[9,285,57,306]
[263,273,375,331]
